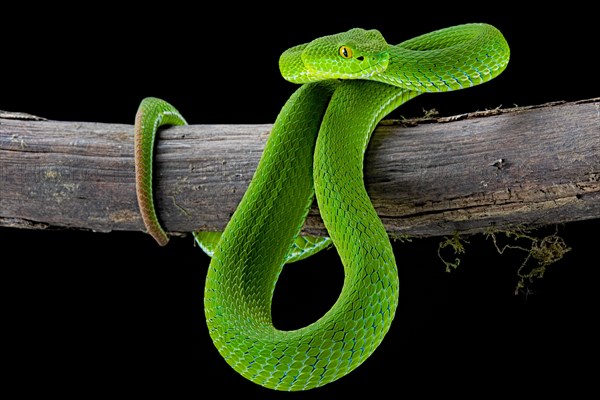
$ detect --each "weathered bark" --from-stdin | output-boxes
[1,99,598,238]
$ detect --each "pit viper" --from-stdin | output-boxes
[134,23,510,391]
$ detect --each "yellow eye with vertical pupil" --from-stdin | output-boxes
[339,45,352,59]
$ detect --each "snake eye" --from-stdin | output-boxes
[339,45,352,59]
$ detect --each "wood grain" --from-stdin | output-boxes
[1,99,598,237]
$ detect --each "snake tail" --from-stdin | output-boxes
[134,97,187,246]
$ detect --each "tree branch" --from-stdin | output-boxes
[1,98,599,238]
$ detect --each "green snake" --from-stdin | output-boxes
[134,23,510,391]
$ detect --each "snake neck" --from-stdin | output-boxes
[371,23,510,92]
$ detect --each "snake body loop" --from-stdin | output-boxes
[134,23,510,391]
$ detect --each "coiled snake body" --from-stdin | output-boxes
[134,23,510,391]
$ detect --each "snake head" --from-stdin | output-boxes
[280,28,390,84]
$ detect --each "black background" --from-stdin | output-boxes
[2,7,598,398]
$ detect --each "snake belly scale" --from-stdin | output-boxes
[134,23,510,391]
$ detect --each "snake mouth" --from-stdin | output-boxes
[305,52,390,82]
[280,47,389,84]
[279,43,310,83]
